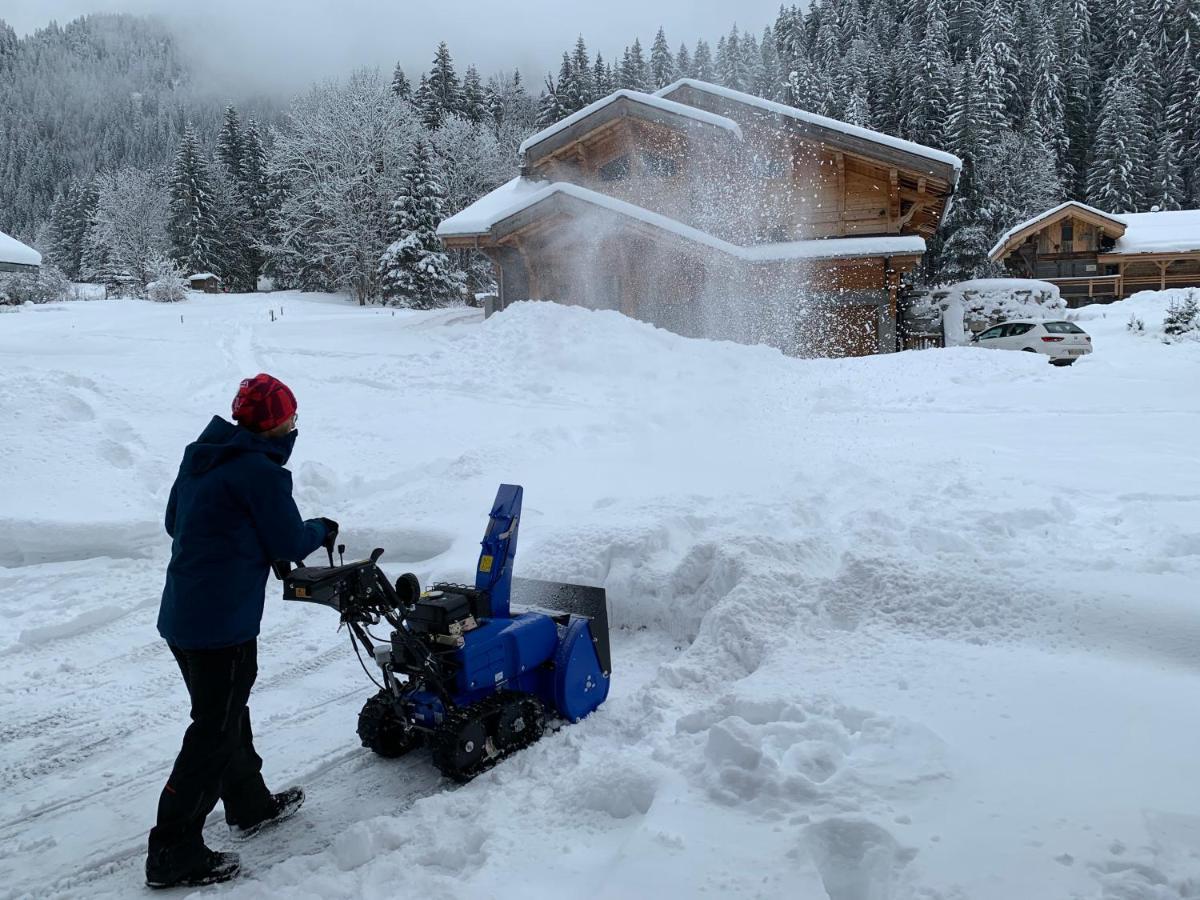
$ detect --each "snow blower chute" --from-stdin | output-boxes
[277,485,610,781]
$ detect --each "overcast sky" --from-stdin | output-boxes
[5,0,786,95]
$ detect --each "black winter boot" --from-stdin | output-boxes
[146,848,240,889]
[230,786,305,841]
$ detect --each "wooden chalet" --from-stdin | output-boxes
[439,79,961,357]
[989,202,1200,306]
[0,229,41,273]
[188,272,222,293]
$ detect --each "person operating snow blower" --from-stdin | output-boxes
[145,373,338,890]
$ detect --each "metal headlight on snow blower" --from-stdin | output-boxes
[279,484,610,782]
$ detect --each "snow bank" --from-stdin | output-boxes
[2,291,1199,900]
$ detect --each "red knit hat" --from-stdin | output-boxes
[231,374,297,432]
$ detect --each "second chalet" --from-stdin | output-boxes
[438,79,961,357]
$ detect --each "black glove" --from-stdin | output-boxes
[318,517,339,547]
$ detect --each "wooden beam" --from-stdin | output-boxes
[514,237,538,300]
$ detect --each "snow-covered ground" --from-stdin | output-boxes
[1,290,1198,900]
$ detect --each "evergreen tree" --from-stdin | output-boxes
[676,42,693,79]
[593,53,613,96]
[461,65,488,124]
[980,0,1024,127]
[391,63,411,99]
[168,124,220,275]
[537,72,566,126]
[717,26,751,91]
[1061,0,1093,192]
[1024,9,1071,181]
[693,40,715,82]
[1152,132,1186,209]
[571,36,595,106]
[758,26,783,99]
[216,105,246,186]
[414,74,441,130]
[555,53,578,113]
[45,178,98,279]
[903,0,953,145]
[427,42,463,123]
[619,39,650,91]
[650,27,676,88]
[377,140,464,308]
[1088,63,1151,211]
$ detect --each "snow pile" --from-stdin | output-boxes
[1,292,1199,900]
[913,278,1065,345]
[1075,287,1200,343]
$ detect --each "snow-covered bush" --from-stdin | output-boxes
[0,264,72,305]
[913,278,1066,346]
[1162,293,1199,337]
[144,254,188,302]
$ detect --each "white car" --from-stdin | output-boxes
[970,320,1093,365]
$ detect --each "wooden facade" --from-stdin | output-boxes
[990,202,1200,306]
[440,81,960,357]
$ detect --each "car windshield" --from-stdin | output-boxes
[1044,321,1085,334]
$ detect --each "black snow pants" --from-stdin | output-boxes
[147,638,274,867]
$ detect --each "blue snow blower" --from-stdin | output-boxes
[278,485,610,781]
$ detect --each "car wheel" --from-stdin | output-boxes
[1051,359,1074,367]
[1021,347,1037,353]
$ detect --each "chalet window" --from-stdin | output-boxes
[1061,222,1074,253]
[599,155,630,182]
[641,152,678,178]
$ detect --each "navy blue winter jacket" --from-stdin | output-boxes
[158,416,327,650]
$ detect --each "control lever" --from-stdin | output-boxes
[337,543,346,566]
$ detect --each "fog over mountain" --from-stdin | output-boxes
[4,0,782,94]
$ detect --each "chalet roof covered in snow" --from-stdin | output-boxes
[518,89,744,161]
[438,177,925,262]
[0,230,41,271]
[989,201,1200,259]
[654,79,962,179]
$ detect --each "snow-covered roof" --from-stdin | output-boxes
[1111,209,1200,255]
[989,202,1200,259]
[439,177,925,262]
[188,272,220,280]
[654,79,962,174]
[0,230,41,268]
[987,201,1122,259]
[519,89,744,156]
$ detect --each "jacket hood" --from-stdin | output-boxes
[183,416,298,474]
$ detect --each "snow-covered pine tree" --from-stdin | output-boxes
[45,178,98,279]
[757,26,782,99]
[427,42,463,124]
[216,105,246,186]
[1088,61,1151,211]
[903,0,953,145]
[593,53,612,96]
[717,26,750,91]
[1024,6,1071,182]
[555,53,579,114]
[693,40,715,82]
[536,72,565,126]
[619,39,650,91]
[1162,292,1199,334]
[377,140,464,309]
[980,0,1024,128]
[676,43,693,80]
[570,36,595,107]
[741,30,765,96]
[650,27,676,88]
[1061,0,1093,193]
[462,66,488,124]
[415,74,441,130]
[391,63,412,100]
[1152,132,1186,209]
[168,124,221,276]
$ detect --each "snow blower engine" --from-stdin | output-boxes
[275,484,611,781]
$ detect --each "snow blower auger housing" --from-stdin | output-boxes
[278,485,610,782]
